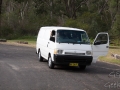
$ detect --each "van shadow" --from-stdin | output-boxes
[43,59,120,76]
[53,61,120,76]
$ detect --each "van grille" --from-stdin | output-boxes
[65,52,85,55]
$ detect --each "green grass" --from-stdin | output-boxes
[8,39,36,44]
[100,56,120,65]
[7,36,37,47]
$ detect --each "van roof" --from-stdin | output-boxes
[41,26,85,31]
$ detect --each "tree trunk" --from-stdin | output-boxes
[0,0,2,14]
[64,0,76,19]
[0,0,2,37]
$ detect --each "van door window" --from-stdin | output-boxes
[50,30,55,42]
[94,34,108,45]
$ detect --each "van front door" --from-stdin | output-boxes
[92,33,109,63]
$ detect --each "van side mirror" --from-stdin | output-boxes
[50,37,55,42]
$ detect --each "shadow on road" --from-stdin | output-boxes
[46,61,120,76]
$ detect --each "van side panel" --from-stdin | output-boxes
[36,28,52,60]
[36,28,46,59]
[42,29,52,59]
[36,28,45,54]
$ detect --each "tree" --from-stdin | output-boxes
[108,0,119,27]
[0,0,2,26]
[109,0,120,45]
[63,0,88,19]
[0,0,119,44]
[0,0,2,16]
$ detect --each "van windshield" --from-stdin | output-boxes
[56,30,90,44]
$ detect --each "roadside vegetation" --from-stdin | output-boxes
[99,46,120,65]
[0,0,120,40]
[10,36,37,44]
[5,36,36,47]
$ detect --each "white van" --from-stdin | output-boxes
[36,26,109,69]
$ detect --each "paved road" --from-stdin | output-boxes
[0,44,120,90]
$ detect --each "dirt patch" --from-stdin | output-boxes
[0,41,35,48]
[0,39,7,42]
[17,41,28,44]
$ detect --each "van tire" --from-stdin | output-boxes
[79,65,86,70]
[38,50,43,62]
[48,56,54,69]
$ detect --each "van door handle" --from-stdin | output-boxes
[106,46,109,48]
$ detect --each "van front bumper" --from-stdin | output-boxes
[53,54,93,65]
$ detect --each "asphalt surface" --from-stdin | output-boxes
[0,43,120,90]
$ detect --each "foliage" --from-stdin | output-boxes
[0,0,119,45]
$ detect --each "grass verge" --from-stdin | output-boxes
[99,46,120,65]
[1,36,36,48]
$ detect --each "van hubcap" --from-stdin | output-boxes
[48,57,51,66]
[39,52,41,59]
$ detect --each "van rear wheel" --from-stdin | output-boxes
[48,56,54,69]
[38,51,43,62]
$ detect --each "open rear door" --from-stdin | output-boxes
[92,32,109,63]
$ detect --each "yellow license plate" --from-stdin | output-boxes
[69,63,78,66]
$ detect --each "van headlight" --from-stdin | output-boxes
[86,51,92,55]
[54,49,63,54]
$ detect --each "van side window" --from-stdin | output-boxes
[50,30,55,42]
[94,34,108,45]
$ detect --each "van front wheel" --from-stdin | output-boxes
[38,51,43,62]
[48,56,54,69]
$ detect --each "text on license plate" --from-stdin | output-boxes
[69,63,78,66]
